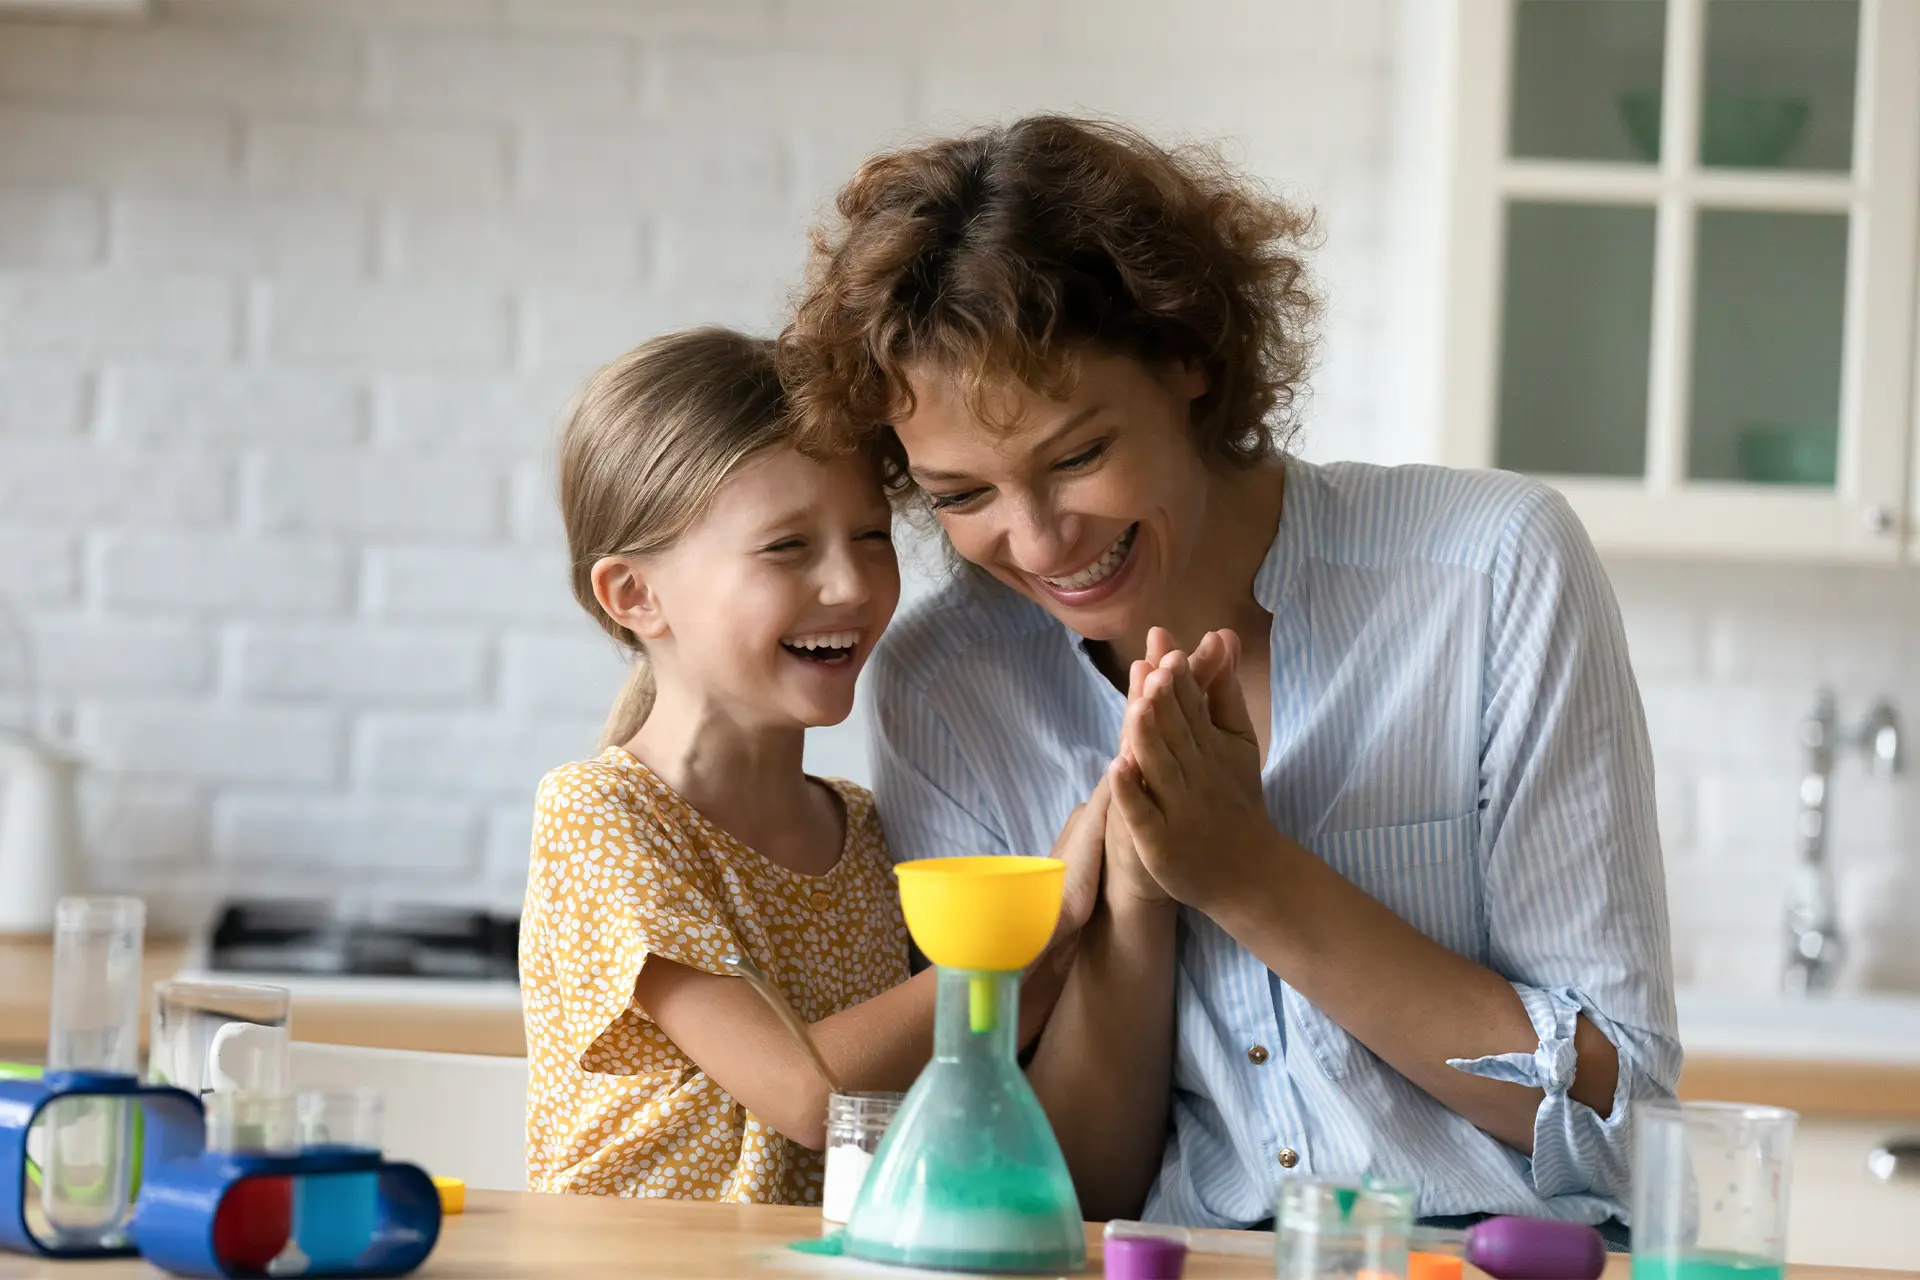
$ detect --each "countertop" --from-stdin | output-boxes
[4,937,1918,1120]
[0,937,525,1060]
[0,1191,1912,1280]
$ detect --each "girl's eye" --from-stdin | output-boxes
[1055,440,1109,471]
[763,538,805,553]
[927,489,983,512]
[857,527,894,543]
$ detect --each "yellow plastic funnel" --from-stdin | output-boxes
[894,856,1064,972]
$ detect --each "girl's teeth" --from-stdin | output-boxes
[788,630,859,650]
[1043,528,1135,590]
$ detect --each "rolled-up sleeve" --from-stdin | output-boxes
[1449,485,1682,1205]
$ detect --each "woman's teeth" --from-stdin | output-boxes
[1041,525,1137,591]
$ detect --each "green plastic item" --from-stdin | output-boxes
[0,1062,44,1188]
[0,1063,148,1198]
[841,968,1085,1273]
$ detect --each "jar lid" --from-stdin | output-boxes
[1103,1234,1187,1280]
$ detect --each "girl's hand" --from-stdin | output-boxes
[1051,779,1109,940]
[1111,628,1270,914]
[1101,761,1166,906]
[1103,646,1172,905]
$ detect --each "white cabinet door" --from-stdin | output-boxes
[1789,1117,1920,1269]
[1442,0,1920,561]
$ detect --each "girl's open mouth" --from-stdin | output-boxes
[781,630,860,665]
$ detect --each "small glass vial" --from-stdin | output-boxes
[293,1089,385,1272]
[38,895,145,1251]
[1277,1176,1416,1280]
[822,1091,903,1227]
[205,1093,297,1273]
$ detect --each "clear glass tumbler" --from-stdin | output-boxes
[1632,1100,1796,1280]
[1276,1176,1416,1280]
[822,1091,903,1227]
[293,1089,385,1272]
[47,896,145,1076]
[39,895,145,1250]
[148,979,292,1097]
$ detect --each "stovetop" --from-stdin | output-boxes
[206,900,519,982]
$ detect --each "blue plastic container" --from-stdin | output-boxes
[132,1148,441,1279]
[0,1070,203,1259]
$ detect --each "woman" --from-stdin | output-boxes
[777,115,1678,1235]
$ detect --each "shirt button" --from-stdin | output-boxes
[1247,1044,1270,1065]
[1277,1147,1299,1169]
[809,891,833,912]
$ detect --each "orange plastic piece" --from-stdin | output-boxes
[1410,1250,1465,1280]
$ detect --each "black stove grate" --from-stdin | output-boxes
[207,900,520,982]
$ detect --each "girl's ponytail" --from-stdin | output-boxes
[557,327,792,747]
[600,657,656,750]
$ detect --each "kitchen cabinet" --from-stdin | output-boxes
[1790,1117,1919,1270]
[1439,0,1920,560]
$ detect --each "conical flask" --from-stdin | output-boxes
[842,857,1086,1272]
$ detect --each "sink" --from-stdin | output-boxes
[1679,989,1920,1063]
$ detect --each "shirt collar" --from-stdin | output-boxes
[1252,454,1310,614]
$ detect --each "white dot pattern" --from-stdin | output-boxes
[520,746,909,1203]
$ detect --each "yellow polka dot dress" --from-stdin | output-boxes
[520,747,909,1202]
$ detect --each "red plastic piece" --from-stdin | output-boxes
[212,1175,292,1272]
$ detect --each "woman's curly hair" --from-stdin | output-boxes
[777,114,1320,492]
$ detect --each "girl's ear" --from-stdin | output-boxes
[592,555,669,641]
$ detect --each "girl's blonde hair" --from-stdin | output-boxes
[559,327,794,748]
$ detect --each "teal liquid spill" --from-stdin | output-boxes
[293,1168,380,1271]
[1633,1251,1788,1280]
[789,1234,844,1256]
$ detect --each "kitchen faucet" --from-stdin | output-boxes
[1783,689,1902,995]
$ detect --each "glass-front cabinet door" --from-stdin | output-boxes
[1443,0,1920,560]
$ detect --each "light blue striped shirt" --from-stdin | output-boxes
[866,458,1680,1228]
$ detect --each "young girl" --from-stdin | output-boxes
[519,328,1097,1204]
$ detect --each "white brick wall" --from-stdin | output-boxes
[3,0,1903,994]
[1613,561,1920,995]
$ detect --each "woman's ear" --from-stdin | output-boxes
[1163,358,1210,406]
[592,555,669,642]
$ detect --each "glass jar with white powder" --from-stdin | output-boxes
[821,1091,903,1228]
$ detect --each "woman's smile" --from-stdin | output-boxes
[1031,522,1141,607]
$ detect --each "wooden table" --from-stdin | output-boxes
[0,1191,1911,1280]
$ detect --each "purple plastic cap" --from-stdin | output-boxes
[1104,1234,1188,1280]
[1464,1216,1606,1280]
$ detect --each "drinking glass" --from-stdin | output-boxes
[292,1089,385,1271]
[148,979,291,1096]
[1276,1176,1416,1280]
[1632,1100,1796,1280]
[823,1091,903,1226]
[204,1093,297,1272]
[38,896,144,1250]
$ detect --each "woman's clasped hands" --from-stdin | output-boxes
[1107,626,1275,915]
[1048,626,1276,933]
